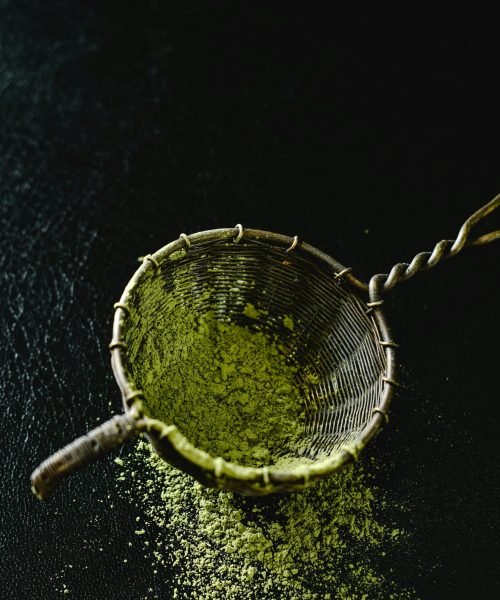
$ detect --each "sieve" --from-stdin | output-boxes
[31,195,500,499]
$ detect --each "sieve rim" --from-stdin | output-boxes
[110,226,397,493]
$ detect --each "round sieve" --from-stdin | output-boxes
[31,195,499,499]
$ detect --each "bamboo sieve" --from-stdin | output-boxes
[31,195,500,499]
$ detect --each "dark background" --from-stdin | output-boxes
[1,1,499,599]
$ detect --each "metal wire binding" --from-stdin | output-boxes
[379,339,399,348]
[113,302,131,316]
[286,235,299,252]
[234,224,244,243]
[369,194,500,301]
[214,457,225,478]
[124,390,145,404]
[179,233,191,249]
[366,299,384,314]
[372,407,389,424]
[334,267,353,281]
[261,466,270,485]
[109,340,127,351]
[143,254,160,273]
[341,444,360,462]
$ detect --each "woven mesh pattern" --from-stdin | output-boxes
[124,237,386,466]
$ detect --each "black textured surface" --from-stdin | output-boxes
[1,2,499,599]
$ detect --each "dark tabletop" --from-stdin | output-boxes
[1,2,499,599]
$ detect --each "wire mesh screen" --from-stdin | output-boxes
[123,237,387,467]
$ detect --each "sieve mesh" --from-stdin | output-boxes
[122,237,386,466]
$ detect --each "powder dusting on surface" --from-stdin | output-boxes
[121,268,415,598]
[116,444,415,600]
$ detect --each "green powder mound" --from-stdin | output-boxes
[130,305,306,467]
[116,443,416,600]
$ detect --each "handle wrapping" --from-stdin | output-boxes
[31,414,138,500]
[369,194,500,302]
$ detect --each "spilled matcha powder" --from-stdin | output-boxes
[130,303,306,466]
[116,446,415,599]
[118,262,415,597]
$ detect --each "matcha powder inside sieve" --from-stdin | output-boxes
[128,299,307,467]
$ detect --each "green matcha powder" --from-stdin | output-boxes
[115,299,414,599]
[136,305,305,467]
[116,447,413,599]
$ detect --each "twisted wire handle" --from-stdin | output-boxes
[369,194,500,301]
[31,414,138,500]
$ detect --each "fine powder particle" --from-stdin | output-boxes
[116,443,415,600]
[131,305,307,467]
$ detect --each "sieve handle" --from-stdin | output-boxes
[30,414,138,500]
[369,193,500,301]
